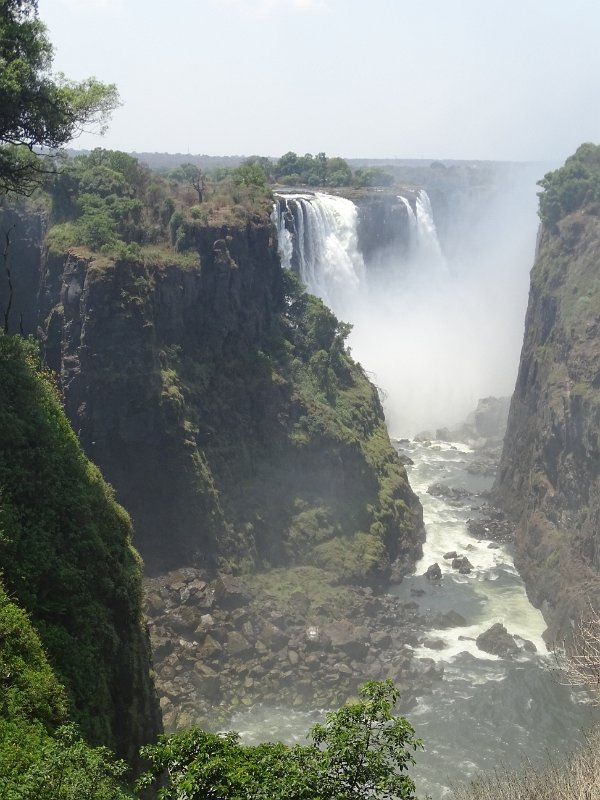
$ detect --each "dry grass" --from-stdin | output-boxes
[451,727,600,800]
[556,604,600,704]
[453,606,600,800]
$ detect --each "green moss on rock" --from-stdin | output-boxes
[0,335,159,760]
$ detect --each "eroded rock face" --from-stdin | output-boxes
[0,210,424,585]
[494,208,600,640]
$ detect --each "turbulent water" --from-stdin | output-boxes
[274,185,535,434]
[229,438,595,799]
[258,188,598,797]
[390,438,594,798]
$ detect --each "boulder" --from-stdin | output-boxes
[476,623,521,657]
[214,576,251,609]
[451,556,473,574]
[323,620,370,660]
[227,630,253,656]
[424,563,442,581]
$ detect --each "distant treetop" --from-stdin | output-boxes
[537,143,600,230]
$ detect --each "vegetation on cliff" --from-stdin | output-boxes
[9,144,422,585]
[0,334,159,760]
[537,142,600,230]
[495,143,600,639]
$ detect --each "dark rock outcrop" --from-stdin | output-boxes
[494,199,600,640]
[0,206,424,585]
[476,623,536,658]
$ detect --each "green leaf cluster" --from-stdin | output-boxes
[137,680,421,800]
[0,0,119,196]
[274,151,354,187]
[0,334,156,760]
[537,142,600,230]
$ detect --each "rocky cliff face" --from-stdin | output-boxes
[494,206,600,640]
[1,206,423,586]
[0,334,160,762]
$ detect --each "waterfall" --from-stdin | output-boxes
[274,193,366,316]
[415,189,446,270]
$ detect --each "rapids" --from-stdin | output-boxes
[228,438,595,798]
[248,186,600,796]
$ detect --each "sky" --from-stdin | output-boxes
[38,0,600,162]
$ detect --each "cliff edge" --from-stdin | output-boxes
[494,144,600,640]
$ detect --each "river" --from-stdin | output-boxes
[230,433,596,799]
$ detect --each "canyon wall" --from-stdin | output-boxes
[0,205,423,583]
[494,172,600,639]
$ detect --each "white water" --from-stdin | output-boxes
[274,182,537,435]
[274,193,366,316]
[227,439,595,799]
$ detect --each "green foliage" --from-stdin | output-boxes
[231,163,268,188]
[137,680,421,800]
[353,167,395,188]
[537,142,600,229]
[2,724,133,800]
[274,151,354,187]
[47,149,151,252]
[0,334,154,759]
[0,0,119,195]
[0,583,67,731]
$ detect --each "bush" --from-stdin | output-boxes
[537,142,600,229]
[137,680,422,800]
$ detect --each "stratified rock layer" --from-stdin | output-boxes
[494,206,600,639]
[0,207,423,585]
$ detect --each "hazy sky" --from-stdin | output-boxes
[38,0,600,162]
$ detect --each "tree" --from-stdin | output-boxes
[556,603,600,703]
[136,680,422,800]
[178,162,205,203]
[0,0,119,195]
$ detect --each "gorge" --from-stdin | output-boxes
[2,151,600,799]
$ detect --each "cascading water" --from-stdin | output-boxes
[244,184,597,798]
[414,189,447,273]
[274,193,366,317]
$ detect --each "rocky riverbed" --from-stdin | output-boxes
[143,397,526,735]
[144,568,457,731]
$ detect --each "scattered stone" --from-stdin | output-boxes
[424,563,442,581]
[427,483,472,505]
[371,631,392,648]
[443,551,458,560]
[451,556,473,574]
[415,431,433,443]
[476,623,521,657]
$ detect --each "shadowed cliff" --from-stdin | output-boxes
[0,334,160,762]
[0,170,424,587]
[494,144,600,640]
